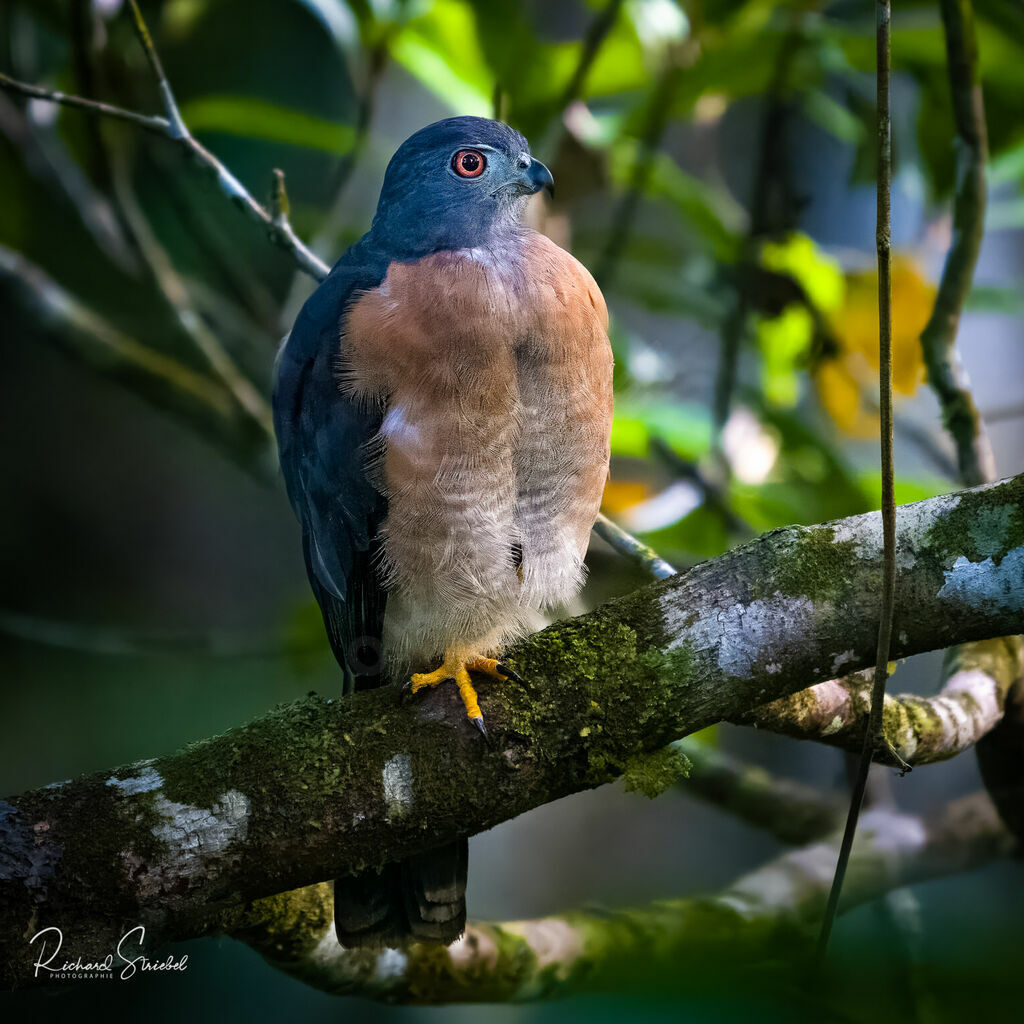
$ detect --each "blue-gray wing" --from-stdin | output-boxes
[273,244,390,693]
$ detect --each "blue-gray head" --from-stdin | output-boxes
[369,116,554,256]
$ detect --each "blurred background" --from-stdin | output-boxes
[0,0,1022,1021]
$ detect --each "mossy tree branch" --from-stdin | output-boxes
[736,637,1023,766]
[673,739,844,845]
[225,791,1012,1003]
[2,475,1023,991]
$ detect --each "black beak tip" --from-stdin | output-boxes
[528,159,555,199]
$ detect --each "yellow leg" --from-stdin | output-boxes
[410,650,522,731]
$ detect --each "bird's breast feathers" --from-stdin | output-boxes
[339,229,613,669]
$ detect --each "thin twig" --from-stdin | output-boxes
[112,155,274,438]
[558,0,625,109]
[893,412,959,480]
[980,401,1024,425]
[650,436,755,538]
[920,0,995,487]
[314,45,385,236]
[817,0,900,960]
[0,69,168,133]
[592,512,677,579]
[125,0,187,138]
[0,243,273,474]
[0,8,329,281]
[593,52,685,292]
[69,0,110,181]
[156,155,282,329]
[711,26,801,461]
[0,92,137,273]
[278,45,385,325]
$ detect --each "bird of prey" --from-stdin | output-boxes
[273,116,613,949]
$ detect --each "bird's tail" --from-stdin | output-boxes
[333,838,468,949]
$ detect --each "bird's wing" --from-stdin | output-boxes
[273,244,390,693]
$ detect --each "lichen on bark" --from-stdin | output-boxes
[2,475,1023,991]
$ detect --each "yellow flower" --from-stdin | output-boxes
[816,258,935,437]
[601,479,654,516]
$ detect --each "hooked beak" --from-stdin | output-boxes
[524,158,554,198]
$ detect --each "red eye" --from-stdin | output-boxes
[452,149,486,178]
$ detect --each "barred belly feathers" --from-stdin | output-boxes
[343,231,612,681]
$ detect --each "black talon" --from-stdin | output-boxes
[496,663,523,684]
[470,715,488,738]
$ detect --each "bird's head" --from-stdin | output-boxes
[369,116,554,256]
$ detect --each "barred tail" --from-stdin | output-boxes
[333,838,468,949]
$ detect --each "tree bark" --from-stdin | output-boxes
[2,474,1023,990]
[229,792,1011,1003]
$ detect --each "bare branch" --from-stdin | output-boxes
[593,50,686,293]
[111,157,274,439]
[920,0,996,487]
[592,512,677,579]
[0,25,329,282]
[0,69,169,134]
[0,245,274,475]
[558,0,625,109]
[711,22,804,460]
[125,0,188,138]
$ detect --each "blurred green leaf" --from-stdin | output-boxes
[757,305,813,407]
[608,146,745,260]
[179,95,356,154]
[856,472,951,507]
[760,232,844,313]
[390,0,493,115]
[988,139,1024,187]
[641,503,729,560]
[611,398,710,458]
[801,88,865,145]
[291,0,359,50]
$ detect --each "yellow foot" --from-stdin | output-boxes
[410,652,522,732]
